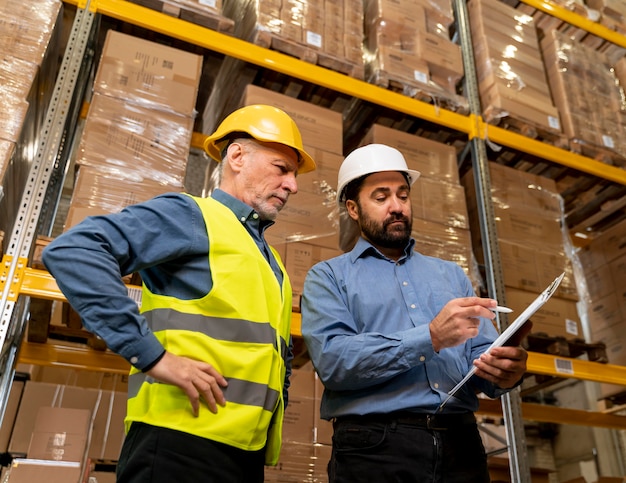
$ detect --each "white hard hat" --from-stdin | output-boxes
[337,144,420,205]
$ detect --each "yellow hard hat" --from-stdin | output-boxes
[203,104,316,173]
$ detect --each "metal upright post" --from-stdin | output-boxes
[452,0,532,480]
[0,2,97,425]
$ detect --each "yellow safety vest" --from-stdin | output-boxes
[125,195,292,465]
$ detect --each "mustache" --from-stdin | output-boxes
[383,215,410,228]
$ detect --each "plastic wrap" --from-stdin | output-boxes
[572,219,626,397]
[223,0,365,77]
[126,0,234,33]
[93,30,203,117]
[468,0,561,133]
[363,0,468,113]
[76,93,193,187]
[542,29,626,159]
[63,166,183,232]
[0,0,61,65]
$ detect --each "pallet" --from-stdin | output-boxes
[569,138,626,168]
[525,332,608,363]
[482,106,569,150]
[126,0,235,34]
[368,70,470,115]
[251,30,365,80]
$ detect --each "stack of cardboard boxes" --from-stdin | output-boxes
[363,0,467,111]
[469,0,562,135]
[64,30,203,232]
[1,366,127,482]
[265,362,332,482]
[542,29,626,161]
[462,162,582,339]
[577,220,626,398]
[0,0,62,245]
[223,0,364,77]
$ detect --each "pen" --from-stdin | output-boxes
[492,306,513,313]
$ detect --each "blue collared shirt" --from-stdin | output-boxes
[300,236,506,418]
[42,189,288,371]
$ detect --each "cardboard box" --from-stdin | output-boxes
[588,292,626,333]
[28,407,91,462]
[9,382,126,463]
[498,240,578,301]
[2,459,83,483]
[283,366,316,444]
[77,93,193,187]
[360,123,460,184]
[603,221,626,263]
[285,242,342,307]
[463,162,562,216]
[505,287,582,338]
[369,44,430,87]
[93,29,203,116]
[241,85,343,155]
[411,177,469,229]
[0,379,24,453]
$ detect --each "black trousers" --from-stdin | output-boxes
[116,422,265,483]
[329,412,491,483]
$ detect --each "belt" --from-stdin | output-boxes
[334,411,476,431]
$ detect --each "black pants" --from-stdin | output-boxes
[329,412,491,483]
[116,422,265,483]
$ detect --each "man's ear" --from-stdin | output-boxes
[226,142,245,172]
[345,199,359,221]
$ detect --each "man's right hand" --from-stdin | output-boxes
[429,297,498,352]
[145,351,228,417]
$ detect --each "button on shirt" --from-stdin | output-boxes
[300,237,505,418]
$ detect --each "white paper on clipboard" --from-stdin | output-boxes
[437,272,565,411]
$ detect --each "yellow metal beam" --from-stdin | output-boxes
[478,398,626,429]
[63,0,472,135]
[518,0,626,49]
[18,340,129,374]
[527,351,626,385]
[481,122,626,186]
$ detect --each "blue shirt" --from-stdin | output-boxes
[42,189,290,374]
[300,236,507,418]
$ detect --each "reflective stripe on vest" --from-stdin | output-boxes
[125,195,291,465]
[141,308,288,360]
[128,373,280,412]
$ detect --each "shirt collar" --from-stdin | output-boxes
[349,236,416,263]
[211,189,275,231]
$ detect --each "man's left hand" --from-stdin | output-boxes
[472,345,528,389]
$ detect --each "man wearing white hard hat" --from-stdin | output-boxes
[300,144,528,482]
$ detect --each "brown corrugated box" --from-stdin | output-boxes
[241,84,343,155]
[0,379,24,453]
[63,165,182,231]
[361,123,460,184]
[27,406,91,462]
[505,287,582,339]
[285,242,343,308]
[93,30,202,116]
[497,240,578,301]
[369,43,430,86]
[2,459,83,483]
[9,381,126,462]
[77,93,193,187]
[411,177,469,229]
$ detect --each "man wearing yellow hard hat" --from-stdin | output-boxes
[43,104,316,483]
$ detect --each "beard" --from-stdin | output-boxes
[358,209,412,249]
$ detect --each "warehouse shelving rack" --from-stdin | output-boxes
[0,0,625,481]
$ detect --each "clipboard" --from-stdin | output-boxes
[437,272,566,411]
